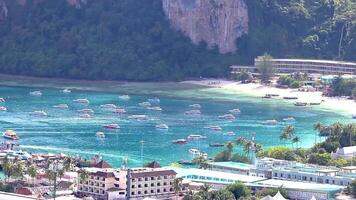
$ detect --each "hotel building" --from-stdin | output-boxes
[230,57,356,75]
[126,168,177,200]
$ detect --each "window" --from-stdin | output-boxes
[326,179,329,183]
[157,183,161,186]
[332,180,335,184]
[138,184,142,188]
[151,183,154,187]
[274,173,278,177]
[131,192,135,195]
[164,175,168,179]
[144,184,148,187]
[138,178,142,181]
[144,190,148,194]
[288,174,291,179]
[163,182,167,186]
[163,188,167,192]
[145,177,149,181]
[132,185,135,188]
[157,189,161,193]
[138,191,141,195]
[151,190,154,193]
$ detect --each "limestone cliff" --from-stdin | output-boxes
[162,0,248,54]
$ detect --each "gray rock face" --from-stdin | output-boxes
[162,0,249,54]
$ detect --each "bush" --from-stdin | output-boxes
[290,80,301,88]
[226,182,251,199]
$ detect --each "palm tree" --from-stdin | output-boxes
[192,155,208,169]
[226,142,234,153]
[173,177,183,199]
[78,168,89,185]
[27,163,38,187]
[2,157,14,183]
[280,125,295,146]
[63,157,75,172]
[199,183,211,199]
[314,122,323,144]
[292,136,300,149]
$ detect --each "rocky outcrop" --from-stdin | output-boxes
[162,0,248,54]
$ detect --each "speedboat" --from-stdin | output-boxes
[148,97,160,104]
[172,139,188,144]
[128,115,148,120]
[204,125,222,131]
[262,94,272,98]
[229,108,240,114]
[96,132,105,138]
[310,102,321,105]
[30,111,48,116]
[100,104,117,109]
[103,124,120,129]
[223,131,236,136]
[118,95,130,100]
[184,110,201,115]
[147,106,162,111]
[80,114,92,118]
[3,130,19,140]
[283,96,298,100]
[218,114,236,120]
[189,148,207,158]
[263,119,278,125]
[77,108,94,114]
[0,97,5,102]
[53,104,69,109]
[155,124,169,129]
[283,117,295,122]
[139,102,151,107]
[187,134,207,140]
[0,106,7,111]
[61,88,71,93]
[189,104,201,109]
[73,98,90,104]
[29,91,42,96]
[209,143,224,147]
[294,102,307,106]
[112,108,127,114]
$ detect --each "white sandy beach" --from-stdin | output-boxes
[182,79,356,116]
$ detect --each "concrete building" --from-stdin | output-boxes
[331,146,356,160]
[77,168,126,200]
[230,58,356,75]
[126,168,177,200]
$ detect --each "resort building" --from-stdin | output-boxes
[126,167,177,200]
[77,168,126,200]
[207,162,255,176]
[331,146,356,160]
[230,57,356,75]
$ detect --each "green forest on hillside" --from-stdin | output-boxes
[0,0,355,81]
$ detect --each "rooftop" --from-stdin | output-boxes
[208,161,253,170]
[255,58,356,66]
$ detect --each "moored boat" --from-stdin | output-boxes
[155,124,169,129]
[96,132,105,138]
[209,143,224,147]
[218,114,236,120]
[283,117,295,122]
[310,102,321,105]
[53,104,69,109]
[118,95,130,100]
[0,97,5,102]
[139,102,151,107]
[73,98,90,104]
[283,96,298,100]
[112,108,127,114]
[189,148,207,158]
[103,124,120,129]
[77,108,94,114]
[80,114,92,118]
[185,110,201,115]
[172,139,188,144]
[148,97,160,104]
[187,134,207,140]
[204,125,222,131]
[294,102,307,106]
[0,106,7,111]
[147,106,162,111]
[263,119,278,125]
[3,130,19,140]
[223,131,236,136]
[30,111,48,116]
[189,104,201,109]
[229,108,241,114]
[29,91,42,96]
[262,94,272,98]
[128,115,148,120]
[61,88,71,93]
[100,104,117,109]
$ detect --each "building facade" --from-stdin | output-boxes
[126,168,177,200]
[230,58,356,75]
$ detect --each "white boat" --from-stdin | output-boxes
[53,104,69,109]
[229,108,241,114]
[148,97,160,104]
[218,114,236,120]
[155,124,169,129]
[172,139,188,144]
[61,88,71,93]
[96,132,105,138]
[73,98,90,104]
[80,114,92,118]
[3,130,19,140]
[77,109,94,114]
[0,106,7,111]
[128,115,148,120]
[223,131,236,136]
[30,111,48,116]
[29,91,42,96]
[263,119,278,125]
[103,124,120,129]
[0,97,5,102]
[283,117,295,122]
[204,125,222,131]
[112,108,127,114]
[189,148,207,158]
[187,134,207,140]
[147,106,162,111]
[139,102,151,107]
[189,104,201,109]
[100,104,117,109]
[119,95,130,100]
[185,110,201,115]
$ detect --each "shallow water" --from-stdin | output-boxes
[0,85,352,167]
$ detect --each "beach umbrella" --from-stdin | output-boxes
[310,195,317,200]
[260,195,274,200]
[273,191,287,200]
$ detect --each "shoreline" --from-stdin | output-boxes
[0,74,355,117]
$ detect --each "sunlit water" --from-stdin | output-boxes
[0,85,352,167]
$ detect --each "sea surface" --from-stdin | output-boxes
[0,85,352,167]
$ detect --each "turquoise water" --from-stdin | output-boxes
[0,85,352,167]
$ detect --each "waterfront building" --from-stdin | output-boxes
[331,146,356,160]
[126,167,177,200]
[230,57,356,75]
[77,168,126,200]
[207,161,255,176]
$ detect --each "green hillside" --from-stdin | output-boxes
[0,0,354,81]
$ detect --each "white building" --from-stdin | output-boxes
[331,146,356,160]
